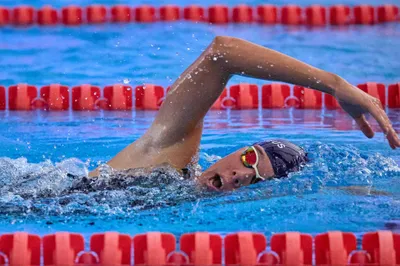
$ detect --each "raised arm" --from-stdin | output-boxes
[102,36,399,174]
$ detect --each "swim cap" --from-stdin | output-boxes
[254,139,308,178]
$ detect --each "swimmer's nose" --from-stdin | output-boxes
[221,170,248,189]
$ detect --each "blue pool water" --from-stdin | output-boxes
[0,0,399,238]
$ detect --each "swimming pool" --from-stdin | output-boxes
[0,0,399,242]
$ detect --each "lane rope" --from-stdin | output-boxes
[0,82,399,111]
[0,4,398,27]
[0,231,397,265]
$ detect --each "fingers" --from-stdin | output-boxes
[368,98,400,149]
[387,128,400,149]
[354,115,374,138]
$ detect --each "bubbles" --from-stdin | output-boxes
[123,78,130,84]
[0,158,206,218]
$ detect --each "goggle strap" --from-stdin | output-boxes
[253,165,265,181]
[250,146,265,181]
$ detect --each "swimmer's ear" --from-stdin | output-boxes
[354,115,374,139]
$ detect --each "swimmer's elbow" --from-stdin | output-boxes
[213,36,234,46]
[206,36,240,65]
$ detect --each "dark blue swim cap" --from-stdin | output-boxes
[254,139,308,178]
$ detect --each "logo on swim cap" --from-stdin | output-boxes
[271,141,286,149]
[254,139,308,178]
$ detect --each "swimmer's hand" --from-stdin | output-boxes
[335,81,400,149]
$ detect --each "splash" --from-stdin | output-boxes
[0,158,207,218]
[0,143,398,221]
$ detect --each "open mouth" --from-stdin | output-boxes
[208,174,224,190]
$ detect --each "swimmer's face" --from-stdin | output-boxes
[198,145,275,191]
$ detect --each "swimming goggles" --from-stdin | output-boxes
[240,146,265,183]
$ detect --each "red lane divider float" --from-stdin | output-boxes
[294,86,323,109]
[91,232,132,265]
[315,231,357,265]
[0,7,10,26]
[62,5,82,25]
[180,232,222,265]
[8,83,37,111]
[1,82,399,111]
[0,86,5,110]
[330,5,351,25]
[271,232,312,265]
[257,5,278,24]
[160,5,180,21]
[37,5,58,25]
[42,232,85,265]
[230,83,259,110]
[232,4,253,23]
[134,5,156,23]
[306,5,327,26]
[378,5,399,23]
[12,5,34,26]
[358,82,386,106]
[389,83,400,108]
[281,5,303,25]
[135,84,164,110]
[262,83,290,109]
[111,5,131,23]
[208,5,229,24]
[0,232,41,265]
[103,84,133,110]
[40,84,69,110]
[87,4,107,24]
[354,4,375,25]
[325,94,341,110]
[0,4,398,27]
[0,231,398,265]
[72,84,101,111]
[184,5,205,22]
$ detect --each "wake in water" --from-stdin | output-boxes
[0,143,398,219]
[0,159,205,217]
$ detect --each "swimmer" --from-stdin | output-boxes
[90,36,400,191]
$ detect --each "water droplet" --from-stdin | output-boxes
[123,78,131,84]
[187,48,191,51]
[213,57,218,61]
[257,65,263,69]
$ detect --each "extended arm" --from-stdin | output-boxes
[102,36,399,174]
